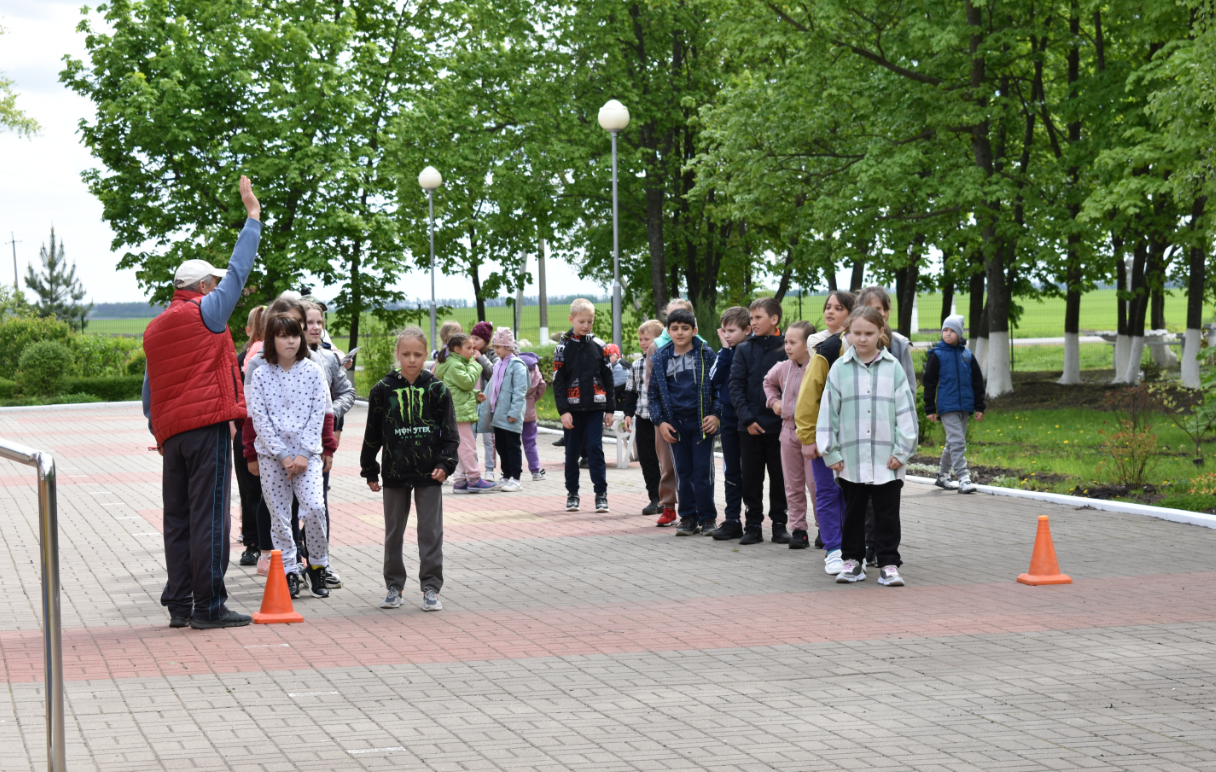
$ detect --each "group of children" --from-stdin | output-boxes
[613,289,987,587]
[235,286,987,615]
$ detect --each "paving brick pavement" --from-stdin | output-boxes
[1,403,1216,771]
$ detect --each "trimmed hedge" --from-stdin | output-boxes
[61,376,143,402]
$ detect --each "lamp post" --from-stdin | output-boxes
[598,99,630,350]
[418,166,443,350]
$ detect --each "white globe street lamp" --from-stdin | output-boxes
[599,100,630,350]
[419,166,443,350]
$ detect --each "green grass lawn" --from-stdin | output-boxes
[914,405,1216,511]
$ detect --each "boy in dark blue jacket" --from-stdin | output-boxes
[923,314,986,494]
[649,309,720,536]
[708,306,750,539]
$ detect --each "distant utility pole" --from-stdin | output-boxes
[5,232,19,289]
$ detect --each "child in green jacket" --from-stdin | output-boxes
[436,333,495,493]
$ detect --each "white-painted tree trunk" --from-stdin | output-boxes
[1112,334,1131,382]
[1149,339,1179,369]
[973,335,989,380]
[1119,336,1146,384]
[910,295,920,336]
[1181,328,1202,388]
[985,331,1014,398]
[1058,332,1082,385]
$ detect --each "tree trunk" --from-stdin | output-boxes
[774,246,795,302]
[538,238,549,341]
[939,252,955,326]
[1113,236,1130,380]
[348,243,362,355]
[967,262,986,352]
[849,258,866,292]
[1117,239,1149,384]
[1182,196,1207,387]
[471,264,485,323]
[895,237,921,338]
[646,185,669,317]
[1059,245,1083,385]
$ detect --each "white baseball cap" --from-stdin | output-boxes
[174,259,227,288]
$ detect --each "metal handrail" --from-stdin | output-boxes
[0,440,65,772]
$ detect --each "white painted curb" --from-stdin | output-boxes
[903,474,1216,530]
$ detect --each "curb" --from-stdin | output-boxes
[902,474,1216,530]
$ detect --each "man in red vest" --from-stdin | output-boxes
[142,176,262,629]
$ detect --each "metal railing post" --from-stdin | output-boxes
[1,440,66,772]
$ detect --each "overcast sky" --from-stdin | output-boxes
[0,1,603,307]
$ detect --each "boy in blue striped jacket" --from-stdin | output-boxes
[648,309,721,536]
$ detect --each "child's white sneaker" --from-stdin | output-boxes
[878,565,905,586]
[835,559,866,583]
[500,478,523,492]
[935,475,958,490]
[422,589,443,611]
[531,469,546,481]
[957,477,978,494]
[483,469,496,482]
[824,549,844,575]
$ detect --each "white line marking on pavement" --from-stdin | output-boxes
[133,532,159,536]
[289,691,338,697]
[347,747,405,755]
[245,644,290,649]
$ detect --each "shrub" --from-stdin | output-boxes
[0,378,15,399]
[1188,472,1216,497]
[0,315,73,373]
[61,375,143,402]
[125,349,146,376]
[354,322,397,396]
[70,335,143,377]
[1096,420,1160,488]
[18,340,74,396]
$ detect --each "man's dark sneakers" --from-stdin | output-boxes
[239,547,259,567]
[712,520,743,541]
[595,494,610,513]
[641,499,661,516]
[579,457,589,468]
[771,524,792,544]
[814,529,824,549]
[553,436,566,446]
[169,615,190,629]
[308,567,330,599]
[287,573,301,599]
[566,494,580,512]
[789,529,809,549]
[675,517,699,536]
[739,526,764,545]
[189,608,251,629]
[698,519,717,536]
[865,547,878,567]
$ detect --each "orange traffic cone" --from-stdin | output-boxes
[252,550,305,624]
[1016,515,1072,586]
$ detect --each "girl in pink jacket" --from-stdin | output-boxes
[519,352,548,481]
[762,320,817,549]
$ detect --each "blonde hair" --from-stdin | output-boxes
[438,320,463,345]
[666,297,695,314]
[570,298,595,316]
[301,300,324,318]
[246,305,267,342]
[396,326,428,352]
[846,306,890,349]
[638,319,664,338]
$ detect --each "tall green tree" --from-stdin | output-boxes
[26,227,92,331]
[0,25,40,137]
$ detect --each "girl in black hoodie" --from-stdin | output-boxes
[361,327,459,612]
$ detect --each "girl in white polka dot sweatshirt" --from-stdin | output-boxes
[246,314,334,598]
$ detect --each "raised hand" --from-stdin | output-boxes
[240,175,261,221]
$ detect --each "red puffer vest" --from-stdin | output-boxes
[144,290,245,445]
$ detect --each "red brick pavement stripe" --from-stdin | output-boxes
[2,573,1212,684]
[0,471,161,488]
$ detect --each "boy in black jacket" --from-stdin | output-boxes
[552,298,617,513]
[361,328,459,612]
[727,297,790,545]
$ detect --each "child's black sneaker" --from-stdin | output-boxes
[739,526,764,545]
[566,494,580,512]
[287,573,301,599]
[814,529,824,549]
[239,547,259,566]
[865,547,877,567]
[712,520,743,541]
[553,436,566,446]
[770,524,792,544]
[788,529,809,549]
[641,499,661,516]
[308,567,330,599]
[675,517,699,536]
[698,519,717,536]
[595,494,610,513]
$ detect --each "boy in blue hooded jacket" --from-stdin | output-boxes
[648,309,721,535]
[922,314,986,494]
